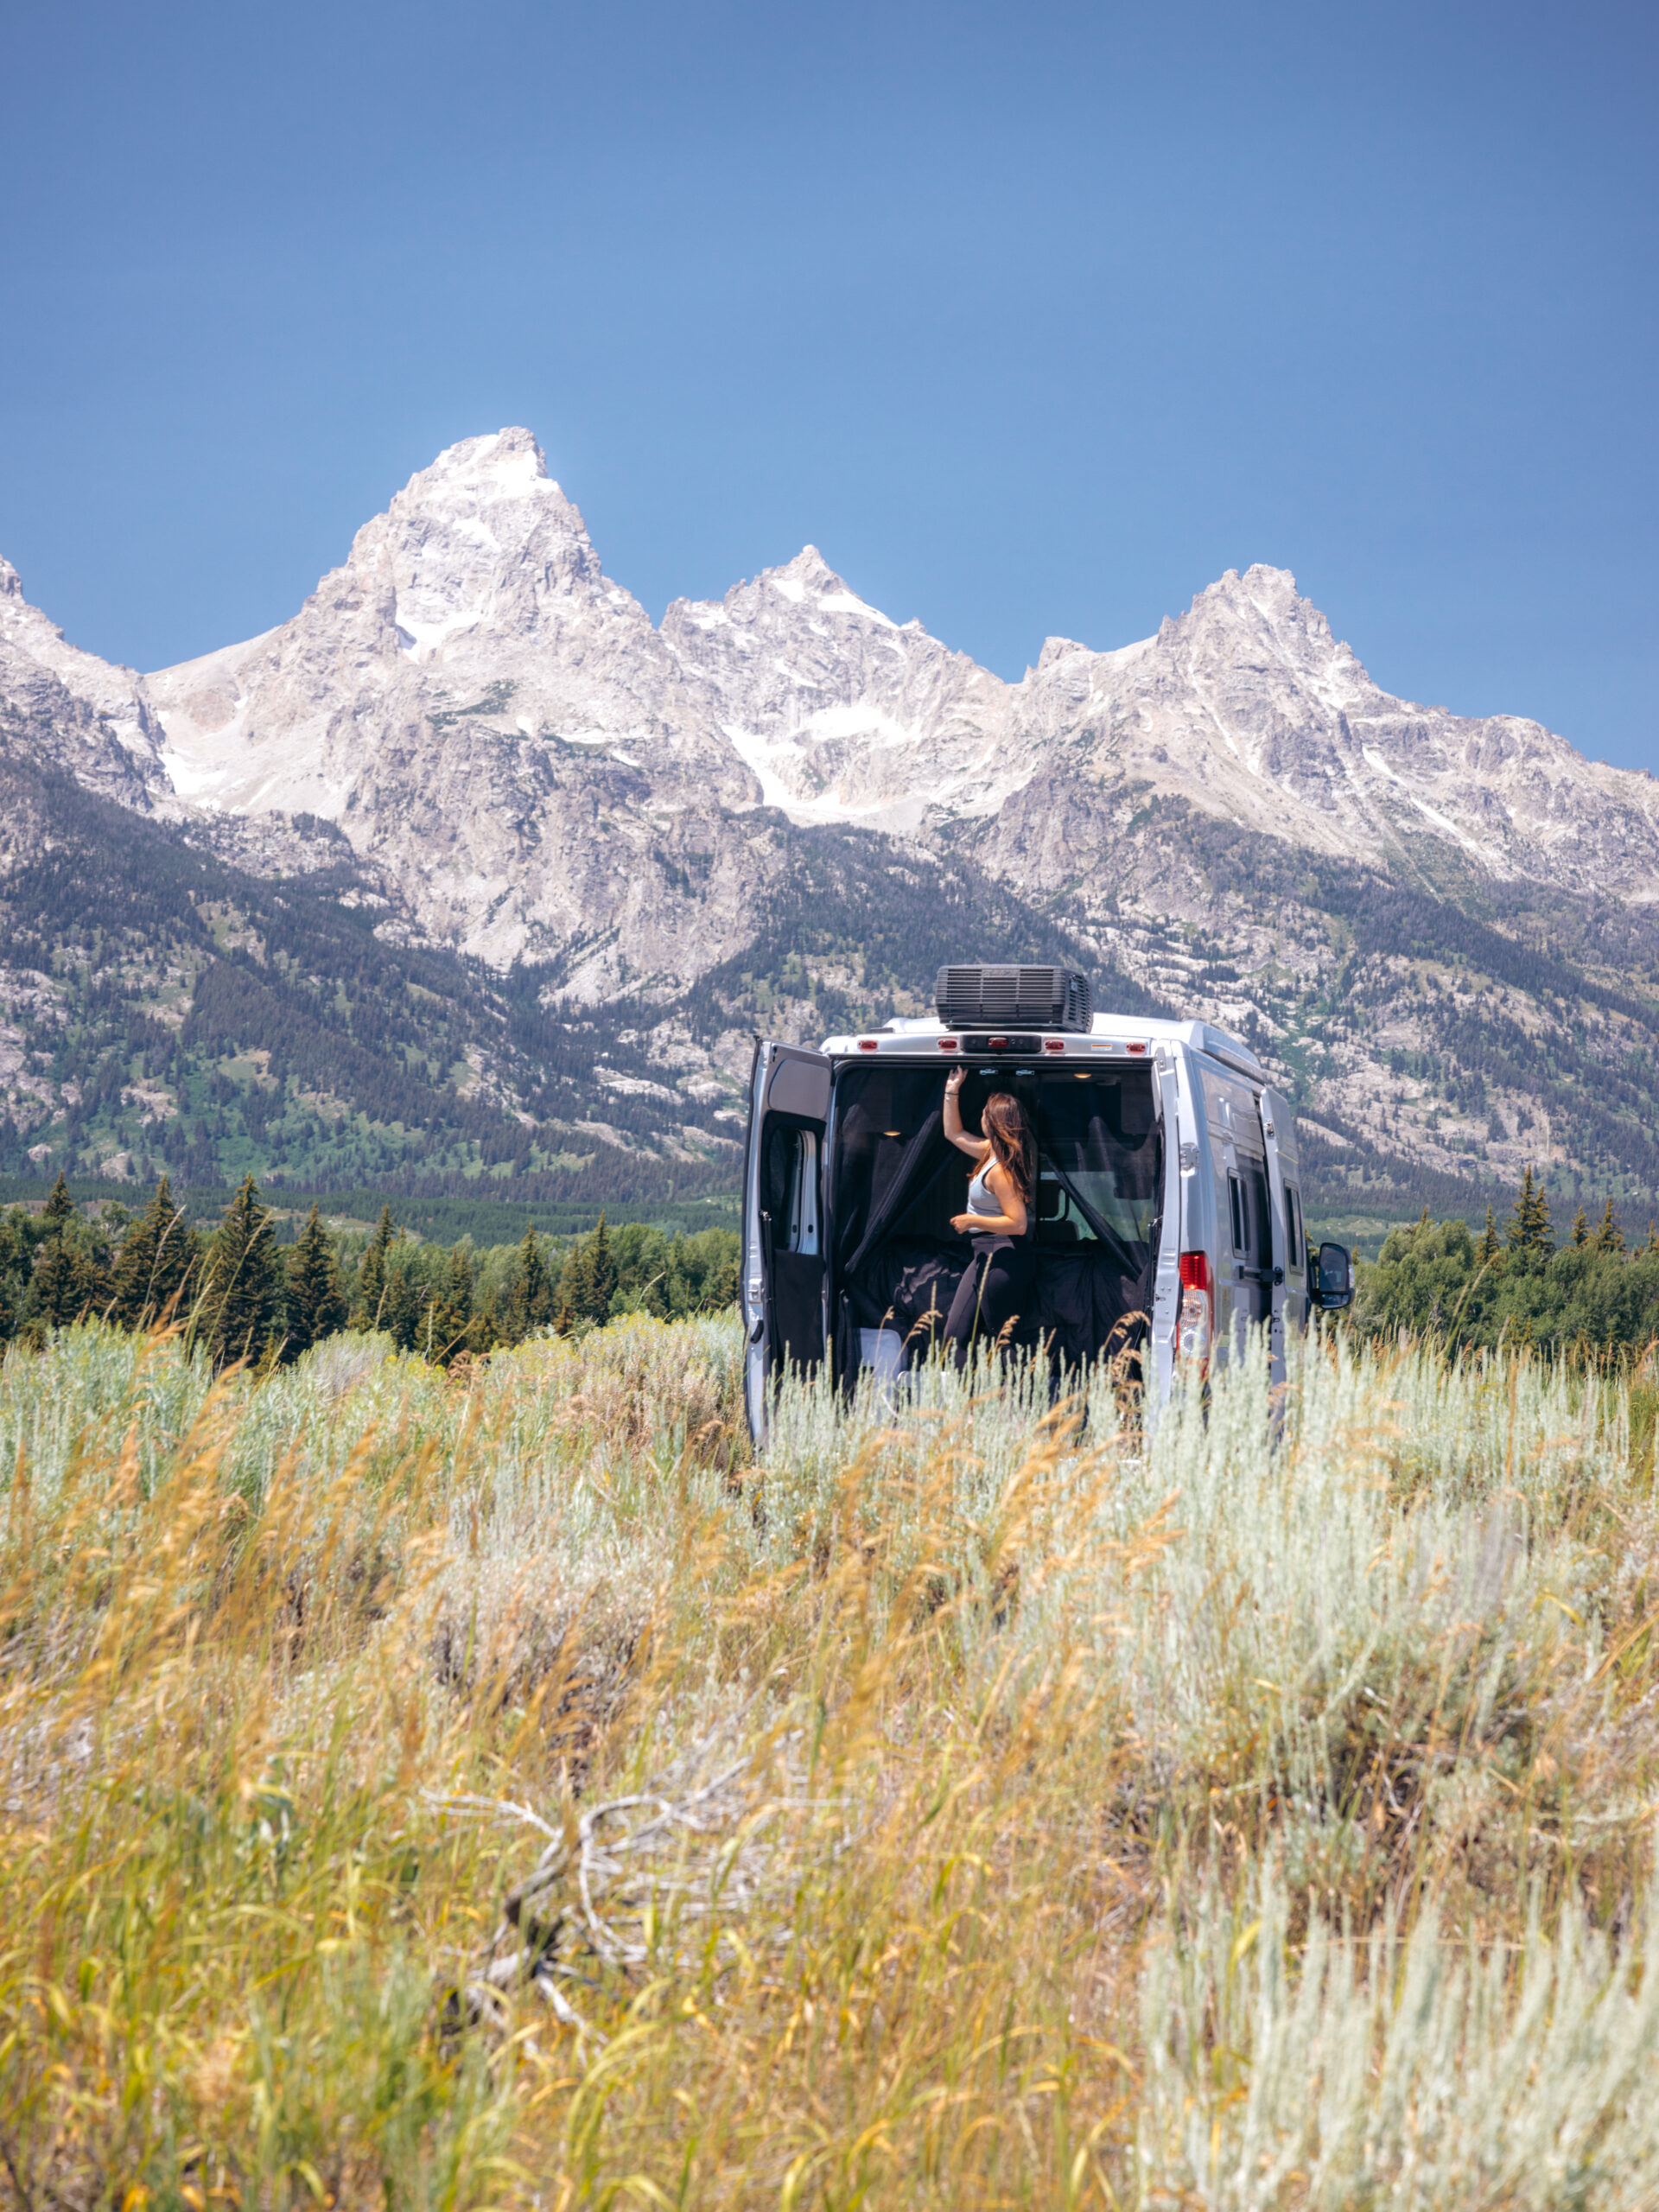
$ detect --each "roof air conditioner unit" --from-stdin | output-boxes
[934,963,1093,1033]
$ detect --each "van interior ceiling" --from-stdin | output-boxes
[828,1063,1162,1379]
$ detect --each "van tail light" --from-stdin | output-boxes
[858,1039,879,1052]
[938,1037,958,1052]
[1177,1251,1213,1368]
[1043,1038,1065,1053]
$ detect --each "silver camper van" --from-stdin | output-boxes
[740,963,1353,1438]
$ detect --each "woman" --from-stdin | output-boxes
[941,1069,1039,1367]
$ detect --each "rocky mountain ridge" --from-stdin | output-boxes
[4,425,1658,1219]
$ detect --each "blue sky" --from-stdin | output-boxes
[2,0,1654,765]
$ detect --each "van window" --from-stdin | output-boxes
[1228,1173,1246,1253]
[1033,1069,1160,1250]
[763,1123,819,1255]
[1285,1183,1303,1268]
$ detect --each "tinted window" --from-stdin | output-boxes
[1228,1173,1245,1252]
[763,1123,798,1225]
[1243,1158,1271,1266]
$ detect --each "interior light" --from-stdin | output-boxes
[882,1130,900,1138]
[1075,1072,1090,1080]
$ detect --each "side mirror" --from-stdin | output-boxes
[1307,1241,1354,1312]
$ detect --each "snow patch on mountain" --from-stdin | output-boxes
[7,428,1659,995]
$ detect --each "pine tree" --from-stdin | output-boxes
[29,1170,111,1327]
[527,1229,554,1325]
[351,1206,397,1331]
[30,1236,86,1328]
[506,1226,553,1341]
[284,1204,347,1361]
[1505,1168,1552,1260]
[554,1240,590,1332]
[201,1175,283,1369]
[428,1243,475,1365]
[41,1173,74,1236]
[467,1299,499,1359]
[383,1255,423,1353]
[111,1175,195,1330]
[586,1213,617,1321]
[1571,1206,1590,1249]
[1478,1205,1501,1265]
[1595,1199,1627,1256]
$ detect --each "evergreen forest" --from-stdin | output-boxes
[1353,1166,1659,1354]
[0,1170,739,1369]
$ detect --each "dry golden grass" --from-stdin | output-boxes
[4,1315,1659,2209]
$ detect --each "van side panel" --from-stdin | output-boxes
[1268,1098,1308,1339]
[1194,1056,1277,1368]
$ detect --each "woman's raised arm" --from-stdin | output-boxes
[943,1068,987,1157]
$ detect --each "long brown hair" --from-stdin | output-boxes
[980,1092,1034,1205]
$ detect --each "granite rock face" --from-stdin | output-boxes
[10,429,1657,976]
[661,544,1008,832]
[139,429,770,991]
[7,428,1659,1202]
[0,555,167,811]
[994,566,1659,902]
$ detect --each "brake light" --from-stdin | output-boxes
[858,1039,879,1052]
[1043,1038,1065,1053]
[938,1037,958,1052]
[1177,1251,1213,1369]
[987,1035,1008,1049]
[1127,1041,1147,1055]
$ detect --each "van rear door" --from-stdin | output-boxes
[1258,1086,1295,1384]
[742,1040,833,1440]
[1147,1048,1185,1402]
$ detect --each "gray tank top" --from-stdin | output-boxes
[967,1158,998,1216]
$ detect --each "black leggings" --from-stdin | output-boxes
[944,1237,1039,1368]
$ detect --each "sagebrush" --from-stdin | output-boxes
[3,1314,1659,2208]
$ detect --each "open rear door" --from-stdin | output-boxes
[1147,1048,1185,1407]
[742,1040,832,1442]
[1258,1086,1294,1388]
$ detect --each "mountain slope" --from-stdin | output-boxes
[0,699,1134,1197]
[5,425,1659,1219]
[144,429,763,988]
[999,566,1659,899]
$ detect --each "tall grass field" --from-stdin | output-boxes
[5,1314,1659,2208]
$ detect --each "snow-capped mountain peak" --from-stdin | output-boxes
[6,426,1659,995]
[0,553,166,798]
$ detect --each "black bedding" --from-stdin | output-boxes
[843,1236,967,1344]
[1038,1243,1154,1369]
